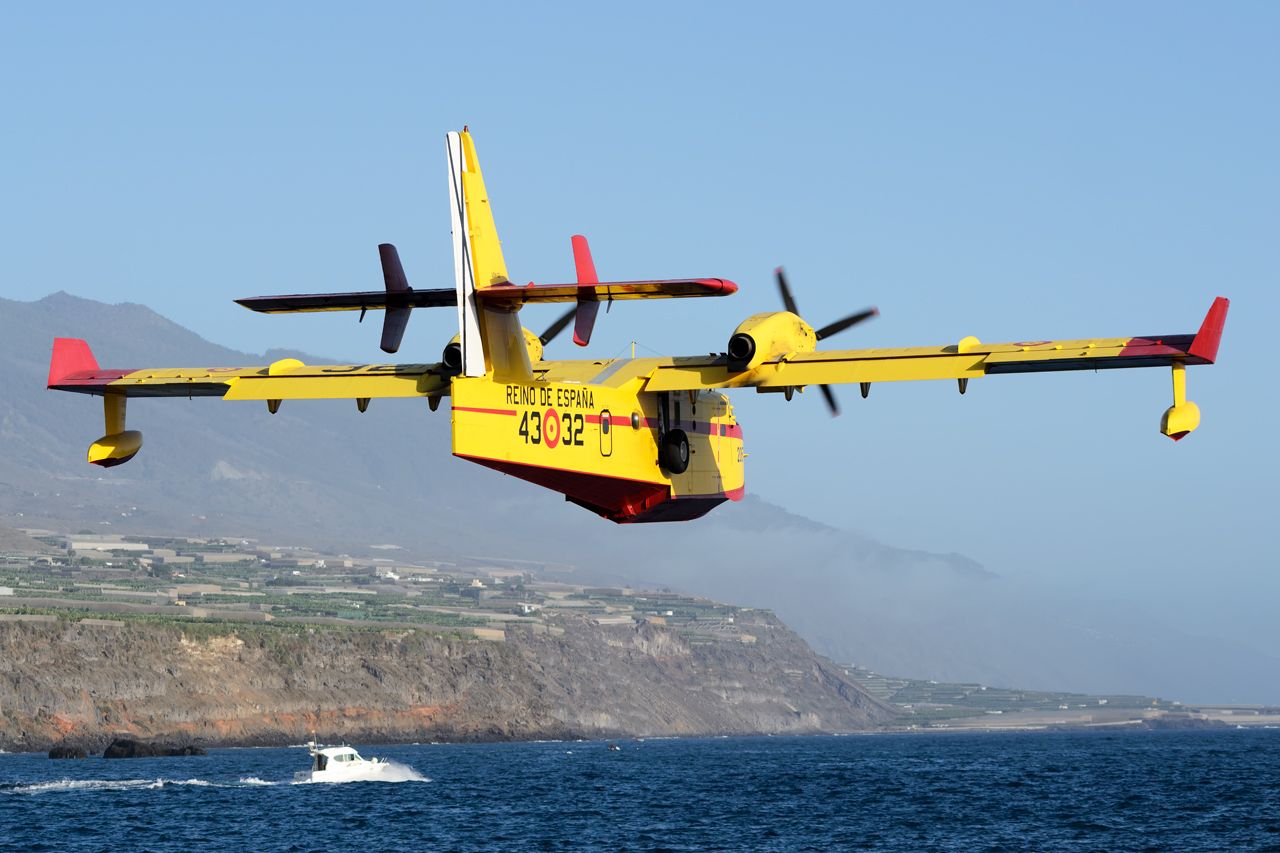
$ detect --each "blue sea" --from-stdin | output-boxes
[2,730,1278,851]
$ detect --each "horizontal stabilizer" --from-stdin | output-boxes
[238,279,736,315]
[235,288,456,314]
[240,279,737,315]
[478,278,737,307]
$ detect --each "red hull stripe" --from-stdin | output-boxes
[578,413,743,441]
[452,406,517,417]
[582,414,664,431]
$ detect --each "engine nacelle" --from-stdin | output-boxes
[522,327,544,363]
[88,430,143,467]
[441,327,545,373]
[441,337,463,372]
[726,312,816,372]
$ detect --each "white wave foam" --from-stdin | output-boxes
[238,776,277,786]
[7,777,222,795]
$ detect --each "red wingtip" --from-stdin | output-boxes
[48,338,99,387]
[1188,296,1229,363]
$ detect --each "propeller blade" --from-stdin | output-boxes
[539,307,576,346]
[775,267,800,316]
[814,308,878,341]
[819,384,839,416]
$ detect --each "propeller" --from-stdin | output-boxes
[539,307,577,347]
[775,267,878,416]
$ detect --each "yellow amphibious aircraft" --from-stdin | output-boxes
[48,129,1229,522]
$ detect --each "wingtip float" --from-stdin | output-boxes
[46,128,1228,521]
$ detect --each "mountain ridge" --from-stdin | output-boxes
[6,292,1279,703]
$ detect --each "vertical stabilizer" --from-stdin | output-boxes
[447,131,487,377]
[458,132,509,289]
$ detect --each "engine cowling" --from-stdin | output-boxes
[726,312,816,372]
[441,337,462,372]
[522,328,544,363]
[441,327,545,373]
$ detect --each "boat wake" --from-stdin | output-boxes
[3,778,224,795]
[292,759,428,784]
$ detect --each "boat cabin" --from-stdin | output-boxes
[312,746,362,772]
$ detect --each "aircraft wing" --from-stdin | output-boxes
[47,339,450,401]
[634,297,1229,392]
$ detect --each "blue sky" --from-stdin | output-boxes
[2,4,1277,654]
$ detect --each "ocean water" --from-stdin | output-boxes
[2,730,1278,851]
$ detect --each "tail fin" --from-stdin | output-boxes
[571,235,601,347]
[447,128,510,377]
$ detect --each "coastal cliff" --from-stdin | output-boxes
[0,613,894,751]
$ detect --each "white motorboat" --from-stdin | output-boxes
[294,740,390,783]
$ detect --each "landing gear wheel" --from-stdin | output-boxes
[660,428,690,474]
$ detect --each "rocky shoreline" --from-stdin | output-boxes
[0,613,896,752]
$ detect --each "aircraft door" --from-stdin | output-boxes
[599,409,612,457]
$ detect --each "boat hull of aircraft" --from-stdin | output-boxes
[452,379,743,522]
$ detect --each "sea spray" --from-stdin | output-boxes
[5,778,221,795]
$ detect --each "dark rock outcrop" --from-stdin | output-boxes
[103,738,206,758]
[48,743,88,759]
